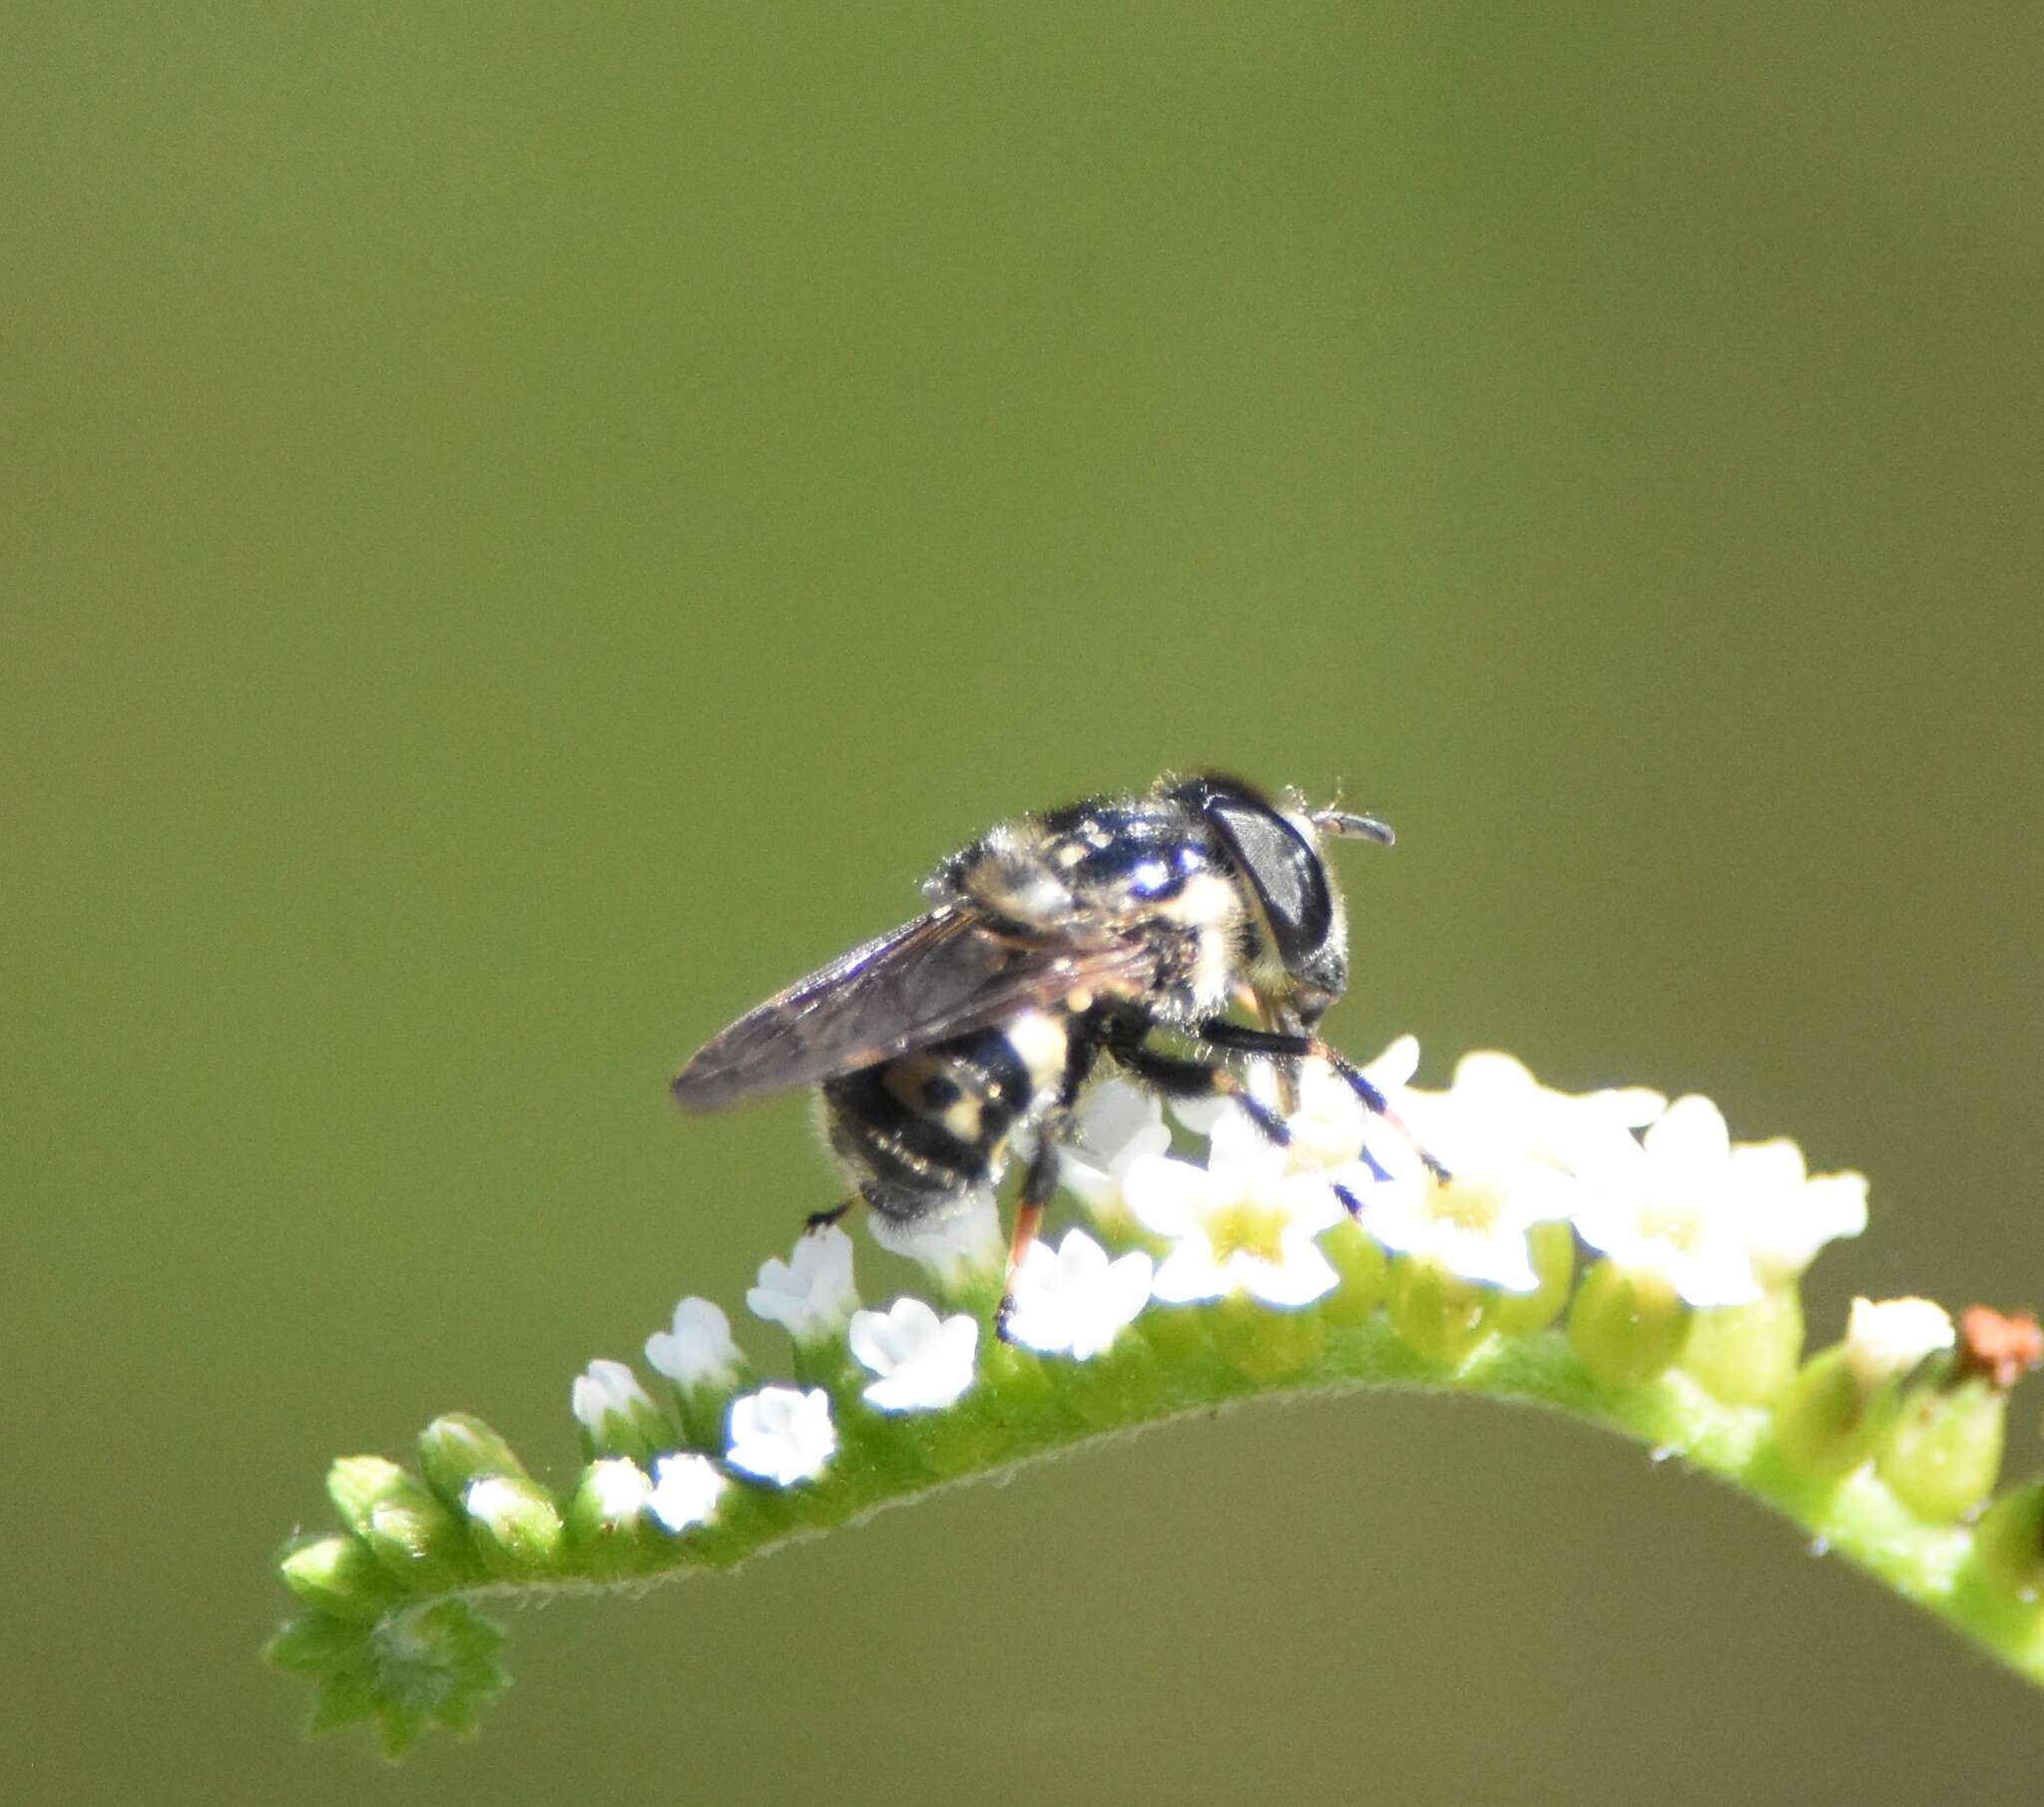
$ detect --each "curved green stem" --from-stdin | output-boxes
[267,1291,2044,1755]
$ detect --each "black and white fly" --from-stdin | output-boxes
[672,772,1425,1335]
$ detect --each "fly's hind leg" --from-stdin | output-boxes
[994,1021,1107,1344]
[803,1197,857,1232]
[993,1129,1063,1345]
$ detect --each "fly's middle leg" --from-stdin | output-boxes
[1195,1018,1449,1181]
[1109,1038,1292,1147]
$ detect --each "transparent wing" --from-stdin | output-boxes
[670,908,1156,1112]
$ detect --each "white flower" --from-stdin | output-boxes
[847,1297,980,1412]
[1568,1095,1765,1308]
[1167,1037,1419,1178]
[1060,1080,1173,1228]
[1124,1110,1344,1307]
[726,1385,837,1486]
[1003,1228,1154,1360]
[1285,1038,1422,1170]
[645,1296,745,1392]
[1339,1049,1580,1292]
[571,1358,661,1441]
[1845,1296,1955,1388]
[1345,1160,1572,1293]
[865,1187,1004,1292]
[748,1225,859,1343]
[1432,1050,1664,1175]
[583,1457,653,1521]
[1725,1138,1869,1286]
[648,1453,730,1533]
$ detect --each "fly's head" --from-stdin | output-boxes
[1164,773,1393,1029]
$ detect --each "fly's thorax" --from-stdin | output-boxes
[1139,866,1250,1017]
[927,820,1076,930]
[1029,795,1253,1019]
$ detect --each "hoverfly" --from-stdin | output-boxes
[672,772,1422,1335]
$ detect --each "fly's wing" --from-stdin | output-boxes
[671,908,1157,1113]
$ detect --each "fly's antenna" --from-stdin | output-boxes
[1311,806,1395,846]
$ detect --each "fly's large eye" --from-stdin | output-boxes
[1166,779,1331,970]
[1167,776,1335,969]
[1207,798,1331,964]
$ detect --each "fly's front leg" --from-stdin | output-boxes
[1194,1019,1450,1181]
[1249,994,1302,1117]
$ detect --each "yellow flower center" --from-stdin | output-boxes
[1426,1174,1507,1236]
[1637,1199,1709,1252]
[1203,1200,1292,1266]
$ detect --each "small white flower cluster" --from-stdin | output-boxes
[566,1222,993,1527]
[570,1038,1873,1532]
[1061,1042,1868,1317]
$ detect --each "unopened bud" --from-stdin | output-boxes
[1682,1287,1805,1407]
[417,1413,532,1505]
[1490,1220,1575,1337]
[1388,1257,1494,1366]
[463,1475,566,1574]
[1567,1260,1689,1387]
[278,1534,402,1622]
[326,1456,473,1589]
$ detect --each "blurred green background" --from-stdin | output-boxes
[5,3,2041,1801]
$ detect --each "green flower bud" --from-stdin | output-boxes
[562,1459,661,1575]
[1875,1379,2006,1523]
[462,1474,566,1574]
[326,1456,474,1589]
[326,1456,411,1532]
[278,1535,403,1622]
[1489,1219,1575,1337]
[1132,1299,1212,1365]
[1212,1290,1324,1381]
[1776,1297,1956,1479]
[1682,1286,1805,1406]
[1388,1257,1494,1366]
[1318,1217,1389,1323]
[1567,1259,1690,1386]
[1772,1348,1891,1477]
[417,1414,531,1505]
[1972,1478,2044,1597]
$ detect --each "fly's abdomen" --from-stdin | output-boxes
[821,1010,1072,1223]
